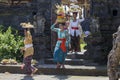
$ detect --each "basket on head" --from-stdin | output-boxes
[56,4,66,23]
[20,22,34,29]
[69,4,82,13]
[57,15,66,23]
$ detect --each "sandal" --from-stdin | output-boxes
[56,64,61,69]
[32,68,38,74]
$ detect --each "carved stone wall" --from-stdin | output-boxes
[89,0,120,64]
[0,0,55,61]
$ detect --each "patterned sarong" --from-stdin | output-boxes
[23,55,35,74]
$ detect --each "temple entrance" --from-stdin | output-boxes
[51,0,117,65]
[51,0,91,54]
[50,0,94,67]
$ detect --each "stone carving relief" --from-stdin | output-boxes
[33,12,46,35]
[7,0,31,5]
[90,17,100,33]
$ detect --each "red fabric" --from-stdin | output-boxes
[71,27,79,30]
[64,28,67,30]
[58,38,66,52]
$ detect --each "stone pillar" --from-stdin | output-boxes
[51,0,61,52]
[32,0,52,64]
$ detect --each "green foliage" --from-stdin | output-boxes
[80,43,87,50]
[0,25,24,62]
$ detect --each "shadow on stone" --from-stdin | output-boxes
[21,75,34,80]
[52,75,69,80]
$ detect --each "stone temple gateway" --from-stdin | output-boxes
[0,0,119,64]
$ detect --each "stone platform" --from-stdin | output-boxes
[45,58,95,65]
[0,64,107,76]
[0,73,109,80]
[0,50,108,76]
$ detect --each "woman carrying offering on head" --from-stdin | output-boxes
[51,20,68,69]
[21,28,38,76]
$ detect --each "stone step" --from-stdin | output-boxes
[45,59,84,65]
[0,64,107,76]
[44,58,95,66]
[67,52,85,59]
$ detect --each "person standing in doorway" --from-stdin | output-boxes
[69,12,84,53]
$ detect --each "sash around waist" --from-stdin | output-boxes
[57,38,66,41]
[71,27,79,30]
[25,44,33,48]
[57,38,66,52]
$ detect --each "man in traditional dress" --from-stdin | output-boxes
[69,12,84,53]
